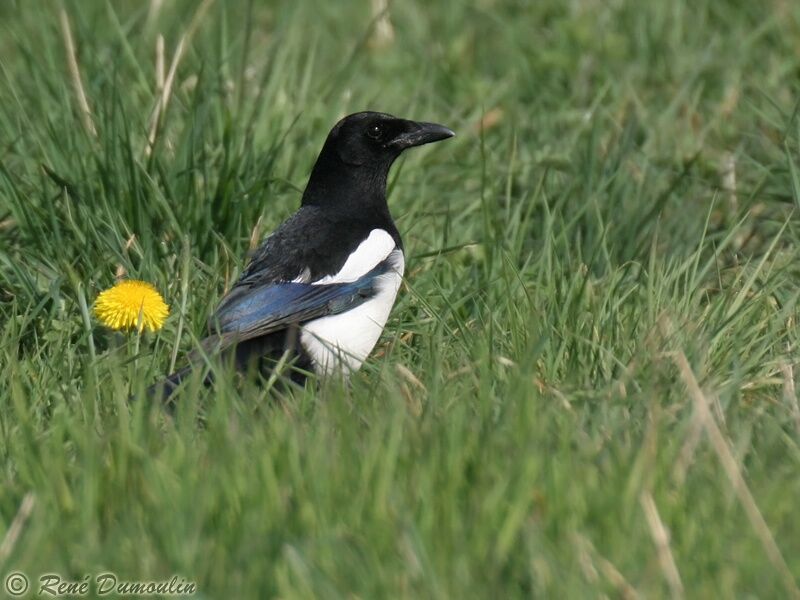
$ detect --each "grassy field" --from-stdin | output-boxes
[2,0,800,597]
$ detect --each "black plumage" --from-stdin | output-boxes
[148,111,454,401]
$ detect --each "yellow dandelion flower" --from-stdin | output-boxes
[94,280,169,332]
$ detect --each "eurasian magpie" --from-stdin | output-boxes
[150,111,454,400]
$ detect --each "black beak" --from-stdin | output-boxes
[387,121,455,150]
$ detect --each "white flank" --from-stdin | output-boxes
[312,229,396,284]
[301,249,404,375]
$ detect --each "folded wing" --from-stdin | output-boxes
[210,258,393,344]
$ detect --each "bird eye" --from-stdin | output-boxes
[367,124,383,139]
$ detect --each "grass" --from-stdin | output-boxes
[1,0,800,597]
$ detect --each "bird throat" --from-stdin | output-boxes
[301,149,391,213]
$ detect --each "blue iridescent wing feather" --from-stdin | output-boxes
[211,259,391,340]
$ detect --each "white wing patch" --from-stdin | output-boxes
[313,229,396,285]
[301,249,404,375]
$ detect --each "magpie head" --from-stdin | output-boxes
[327,112,454,167]
[303,112,454,209]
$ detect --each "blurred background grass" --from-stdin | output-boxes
[2,0,800,597]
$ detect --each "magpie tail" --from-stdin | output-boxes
[143,329,310,406]
[145,364,206,404]
[143,334,230,404]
